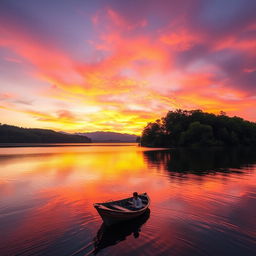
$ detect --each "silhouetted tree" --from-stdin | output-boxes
[141,109,256,147]
[0,124,91,143]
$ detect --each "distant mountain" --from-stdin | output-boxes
[77,131,138,142]
[0,124,91,143]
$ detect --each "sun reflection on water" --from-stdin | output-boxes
[0,145,255,256]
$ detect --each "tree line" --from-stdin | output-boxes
[0,124,91,143]
[140,109,256,147]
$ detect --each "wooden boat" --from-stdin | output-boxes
[94,193,150,226]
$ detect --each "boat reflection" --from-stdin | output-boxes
[92,209,150,255]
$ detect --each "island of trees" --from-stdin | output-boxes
[140,109,256,147]
[0,124,91,143]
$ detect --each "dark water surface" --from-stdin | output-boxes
[0,144,255,256]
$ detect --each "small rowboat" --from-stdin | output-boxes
[94,193,150,226]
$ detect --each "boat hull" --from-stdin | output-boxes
[95,205,148,226]
[94,193,150,226]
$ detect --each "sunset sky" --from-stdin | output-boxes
[0,0,256,134]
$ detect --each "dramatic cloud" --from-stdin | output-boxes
[0,0,256,134]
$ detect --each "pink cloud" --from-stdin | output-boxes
[0,3,256,133]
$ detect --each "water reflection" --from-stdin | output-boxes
[0,145,255,256]
[92,209,150,255]
[143,147,256,175]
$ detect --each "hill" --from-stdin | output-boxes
[0,124,91,143]
[141,109,256,147]
[77,131,137,142]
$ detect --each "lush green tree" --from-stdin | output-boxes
[179,121,214,146]
[141,109,256,147]
[141,120,165,147]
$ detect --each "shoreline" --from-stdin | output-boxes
[0,142,138,148]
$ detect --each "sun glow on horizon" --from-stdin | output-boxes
[0,0,256,134]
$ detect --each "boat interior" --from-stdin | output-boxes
[97,194,149,212]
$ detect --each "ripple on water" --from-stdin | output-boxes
[1,146,256,256]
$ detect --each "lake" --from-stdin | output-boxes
[0,144,255,256]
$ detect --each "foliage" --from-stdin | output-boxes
[0,124,91,143]
[141,109,256,147]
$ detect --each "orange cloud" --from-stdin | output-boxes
[1,7,256,134]
[160,29,199,51]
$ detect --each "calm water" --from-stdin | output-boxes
[0,144,255,256]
